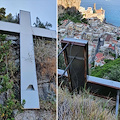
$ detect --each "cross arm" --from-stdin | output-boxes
[32,27,56,39]
[0,21,20,34]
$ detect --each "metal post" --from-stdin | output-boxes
[84,46,87,83]
[59,54,77,78]
[115,90,120,118]
[58,43,69,57]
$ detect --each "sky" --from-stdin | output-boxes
[0,0,57,30]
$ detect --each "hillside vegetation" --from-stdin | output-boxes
[0,7,18,23]
[91,57,120,82]
[58,12,88,25]
[0,34,24,120]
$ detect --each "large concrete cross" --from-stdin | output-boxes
[0,10,56,109]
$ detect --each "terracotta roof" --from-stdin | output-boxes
[112,39,118,44]
[64,20,68,22]
[96,59,101,63]
[61,20,69,27]
[96,52,103,59]
[109,46,115,50]
[96,56,104,63]
[96,9,103,14]
[105,35,112,41]
[109,44,112,47]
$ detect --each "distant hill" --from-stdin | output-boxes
[58,0,81,10]
[58,0,81,15]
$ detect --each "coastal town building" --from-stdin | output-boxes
[79,3,105,22]
[95,52,105,66]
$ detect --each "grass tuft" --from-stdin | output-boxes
[58,87,116,120]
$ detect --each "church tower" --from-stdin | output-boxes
[93,3,96,11]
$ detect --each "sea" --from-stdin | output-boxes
[81,0,120,27]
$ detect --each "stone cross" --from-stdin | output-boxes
[0,10,56,109]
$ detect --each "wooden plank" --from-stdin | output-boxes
[87,75,120,90]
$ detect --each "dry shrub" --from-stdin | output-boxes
[58,88,116,120]
[33,38,56,120]
[34,38,56,81]
[34,38,56,61]
[40,57,56,79]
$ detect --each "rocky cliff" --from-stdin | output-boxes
[58,0,81,10]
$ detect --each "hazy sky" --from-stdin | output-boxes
[0,0,57,30]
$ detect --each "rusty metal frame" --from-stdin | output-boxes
[115,90,120,117]
[61,42,71,83]
[58,42,69,57]
[61,39,86,46]
[59,55,76,78]
[60,38,88,91]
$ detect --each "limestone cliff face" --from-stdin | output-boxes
[58,0,81,10]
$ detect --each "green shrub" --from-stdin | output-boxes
[58,12,88,26]
[0,34,24,120]
[91,58,120,81]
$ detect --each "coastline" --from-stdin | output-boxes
[80,5,119,28]
[104,20,119,28]
[80,1,120,28]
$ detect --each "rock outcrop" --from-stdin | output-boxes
[58,0,81,10]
